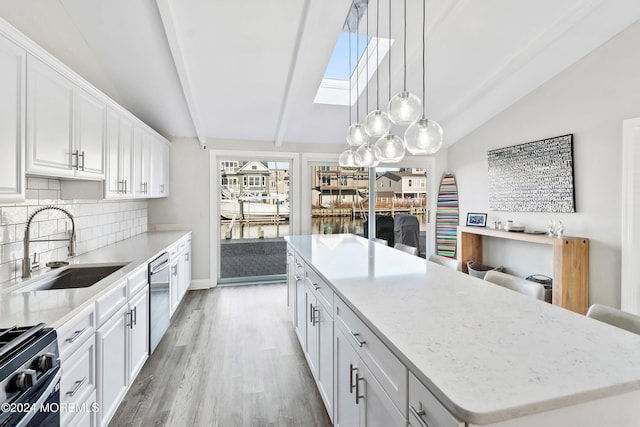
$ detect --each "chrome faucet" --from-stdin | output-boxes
[22,206,76,279]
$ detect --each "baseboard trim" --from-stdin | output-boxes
[188,279,216,290]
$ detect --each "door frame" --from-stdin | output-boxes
[210,149,300,285]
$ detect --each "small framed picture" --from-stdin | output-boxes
[466,213,487,227]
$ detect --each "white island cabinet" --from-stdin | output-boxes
[286,234,640,427]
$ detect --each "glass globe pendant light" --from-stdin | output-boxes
[404,0,443,154]
[375,0,405,162]
[355,142,380,167]
[364,0,391,138]
[338,148,357,167]
[387,0,421,125]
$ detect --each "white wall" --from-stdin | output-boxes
[147,137,210,284]
[446,20,640,308]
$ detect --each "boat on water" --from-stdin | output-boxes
[220,197,290,220]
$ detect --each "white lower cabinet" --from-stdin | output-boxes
[128,286,149,382]
[334,324,405,427]
[169,235,192,317]
[95,278,150,427]
[96,304,128,427]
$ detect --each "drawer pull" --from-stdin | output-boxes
[312,307,320,326]
[295,262,303,269]
[313,283,320,291]
[410,405,430,427]
[65,328,86,344]
[295,275,301,281]
[66,376,88,397]
[349,331,366,347]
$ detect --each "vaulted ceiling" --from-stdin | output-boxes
[1,0,639,149]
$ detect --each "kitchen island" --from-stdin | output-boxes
[286,234,640,426]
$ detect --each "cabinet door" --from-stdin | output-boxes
[317,302,334,422]
[132,127,151,197]
[286,250,296,322]
[26,54,74,177]
[182,246,191,297]
[295,272,306,347]
[334,326,360,427]
[149,139,169,197]
[359,362,406,427]
[96,306,128,427]
[305,286,319,377]
[0,35,25,203]
[119,118,133,197]
[169,259,179,317]
[75,88,105,179]
[128,287,149,381]
[104,110,121,197]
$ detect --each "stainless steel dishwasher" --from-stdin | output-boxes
[148,252,170,354]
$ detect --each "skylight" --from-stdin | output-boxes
[314,35,392,106]
[323,32,371,81]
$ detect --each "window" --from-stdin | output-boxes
[321,166,331,171]
[322,175,331,186]
[339,176,348,186]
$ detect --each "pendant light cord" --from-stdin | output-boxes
[376,0,380,109]
[422,0,426,116]
[366,2,369,115]
[355,4,360,122]
[403,0,407,91]
[349,27,352,126]
[388,0,392,103]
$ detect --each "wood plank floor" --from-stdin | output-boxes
[110,283,332,427]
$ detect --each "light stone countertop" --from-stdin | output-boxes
[286,234,640,425]
[0,230,190,329]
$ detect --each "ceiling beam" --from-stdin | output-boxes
[273,0,313,147]
[155,0,208,148]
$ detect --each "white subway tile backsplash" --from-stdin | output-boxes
[0,178,148,283]
[27,177,49,190]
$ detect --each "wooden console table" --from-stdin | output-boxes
[457,226,589,314]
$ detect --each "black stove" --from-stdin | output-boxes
[0,324,60,427]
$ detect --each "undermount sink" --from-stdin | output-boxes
[16,263,128,292]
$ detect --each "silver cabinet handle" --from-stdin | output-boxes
[125,310,133,328]
[71,150,79,169]
[313,283,320,291]
[309,303,314,324]
[124,179,128,194]
[66,376,88,397]
[65,328,86,343]
[79,151,85,170]
[312,306,320,326]
[349,330,366,347]
[172,265,178,276]
[410,405,429,427]
[294,275,301,281]
[349,364,357,393]
[295,261,303,269]
[185,252,189,262]
[355,372,364,404]
[132,306,137,326]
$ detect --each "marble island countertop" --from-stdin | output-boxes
[0,230,190,329]
[286,234,640,424]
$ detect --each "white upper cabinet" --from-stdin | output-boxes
[150,138,169,198]
[104,109,133,198]
[132,127,151,197]
[0,34,25,204]
[1,20,169,198]
[26,54,75,178]
[74,88,106,178]
[26,54,106,180]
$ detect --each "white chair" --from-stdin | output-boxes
[370,237,388,246]
[394,243,418,256]
[586,304,640,335]
[484,270,545,301]
[428,254,461,271]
